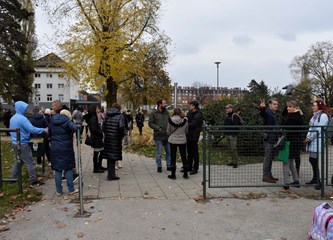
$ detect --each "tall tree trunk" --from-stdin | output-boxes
[106,76,117,108]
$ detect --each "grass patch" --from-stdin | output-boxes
[0,139,43,219]
[127,125,264,165]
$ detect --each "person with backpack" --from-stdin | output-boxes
[224,104,243,168]
[304,99,330,190]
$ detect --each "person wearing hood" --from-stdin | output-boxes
[10,101,48,188]
[166,108,189,179]
[49,104,78,195]
[280,100,303,192]
[29,107,49,165]
[103,103,126,181]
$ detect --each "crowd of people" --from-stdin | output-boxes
[2,96,330,193]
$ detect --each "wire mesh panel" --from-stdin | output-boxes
[204,125,324,190]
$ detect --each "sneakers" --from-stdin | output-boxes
[290,181,301,188]
[30,181,44,188]
[56,192,63,196]
[157,167,162,173]
[73,174,79,183]
[69,189,79,195]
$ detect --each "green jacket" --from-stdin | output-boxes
[148,108,170,141]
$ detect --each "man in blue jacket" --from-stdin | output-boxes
[260,98,279,183]
[10,101,48,187]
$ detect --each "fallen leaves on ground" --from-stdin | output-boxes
[77,232,85,238]
[0,225,9,232]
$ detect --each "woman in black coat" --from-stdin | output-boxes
[86,105,105,173]
[103,103,125,180]
[135,107,145,135]
[281,100,304,191]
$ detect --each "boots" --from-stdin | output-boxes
[183,166,189,179]
[168,166,176,180]
[107,160,119,181]
[98,151,107,170]
[93,152,104,173]
[306,157,319,184]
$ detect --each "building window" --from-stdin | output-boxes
[46,73,53,78]
[58,83,64,89]
[58,94,64,101]
[35,83,41,89]
[35,94,40,101]
[47,94,52,101]
[46,84,52,89]
[35,73,41,77]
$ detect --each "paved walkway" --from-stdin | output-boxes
[0,144,331,240]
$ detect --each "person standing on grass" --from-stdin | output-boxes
[224,104,242,169]
[10,101,48,187]
[3,109,12,136]
[135,107,145,136]
[166,107,189,179]
[148,99,171,173]
[49,109,78,195]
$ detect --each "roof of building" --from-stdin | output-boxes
[34,53,65,68]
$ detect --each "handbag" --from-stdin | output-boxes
[277,141,290,163]
[273,135,286,150]
[85,135,93,146]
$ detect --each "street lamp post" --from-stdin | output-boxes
[174,82,178,108]
[214,61,221,88]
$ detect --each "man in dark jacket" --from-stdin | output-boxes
[3,109,12,136]
[186,101,203,175]
[29,107,49,165]
[224,104,242,168]
[103,103,125,180]
[148,99,171,173]
[260,98,279,183]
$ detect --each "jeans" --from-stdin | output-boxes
[11,144,37,183]
[55,169,74,193]
[154,140,171,168]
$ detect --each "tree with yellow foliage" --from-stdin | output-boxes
[40,0,171,107]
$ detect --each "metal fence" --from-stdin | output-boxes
[0,128,23,193]
[201,125,333,198]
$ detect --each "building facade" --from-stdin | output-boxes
[172,85,247,107]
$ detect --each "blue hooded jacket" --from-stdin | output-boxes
[10,101,45,144]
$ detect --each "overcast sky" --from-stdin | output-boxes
[35,0,333,91]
